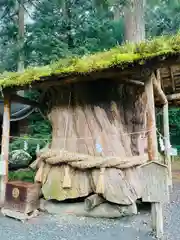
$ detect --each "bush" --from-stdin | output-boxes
[9,90,52,160]
[9,169,35,183]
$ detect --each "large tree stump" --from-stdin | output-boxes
[36,81,147,203]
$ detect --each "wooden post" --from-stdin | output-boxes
[163,103,172,187]
[151,195,164,236]
[0,94,11,204]
[145,74,164,239]
[145,74,158,161]
[153,202,163,238]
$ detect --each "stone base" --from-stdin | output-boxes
[40,199,137,218]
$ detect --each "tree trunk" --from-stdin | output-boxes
[123,0,146,154]
[36,81,146,203]
[17,0,25,72]
[16,0,25,97]
[64,0,74,49]
[124,0,145,43]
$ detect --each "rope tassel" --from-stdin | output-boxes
[96,167,105,195]
[63,165,71,189]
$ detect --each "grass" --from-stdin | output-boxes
[1,34,180,88]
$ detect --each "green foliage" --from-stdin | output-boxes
[9,170,35,183]
[168,108,180,148]
[1,0,180,154]
[9,90,52,159]
[9,119,51,159]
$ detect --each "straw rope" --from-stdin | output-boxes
[31,149,148,194]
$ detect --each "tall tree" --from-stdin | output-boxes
[124,0,146,43]
[17,0,25,72]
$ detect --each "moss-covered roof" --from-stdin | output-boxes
[1,34,180,89]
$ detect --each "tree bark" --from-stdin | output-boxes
[0,94,11,204]
[17,0,25,72]
[123,0,146,154]
[124,0,146,43]
[64,0,74,49]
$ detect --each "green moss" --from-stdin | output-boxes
[1,33,180,88]
[9,169,35,183]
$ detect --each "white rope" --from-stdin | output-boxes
[5,125,156,141]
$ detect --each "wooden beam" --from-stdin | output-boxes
[163,103,172,187]
[151,203,163,239]
[10,94,39,107]
[124,79,144,86]
[169,67,175,92]
[145,74,159,161]
[152,73,167,105]
[156,69,161,87]
[167,93,180,101]
[145,74,166,239]
[4,66,150,92]
[0,94,11,204]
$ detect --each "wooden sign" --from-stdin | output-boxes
[140,161,169,203]
[170,148,177,156]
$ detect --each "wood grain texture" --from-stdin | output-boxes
[145,74,158,161]
[140,162,169,203]
[0,94,11,204]
[37,81,148,203]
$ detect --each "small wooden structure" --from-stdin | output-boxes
[1,34,180,237]
[1,181,40,222]
[3,181,40,213]
[140,161,169,238]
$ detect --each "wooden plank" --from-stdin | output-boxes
[122,79,144,86]
[140,161,168,239]
[163,103,172,187]
[11,94,39,107]
[152,202,163,239]
[151,203,156,231]
[1,208,39,223]
[140,161,169,203]
[0,94,11,204]
[145,74,158,161]
[156,69,161,87]
[167,93,180,101]
[169,67,175,92]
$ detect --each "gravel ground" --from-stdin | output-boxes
[0,183,179,240]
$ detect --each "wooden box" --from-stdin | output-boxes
[4,181,41,214]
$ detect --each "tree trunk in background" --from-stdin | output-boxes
[16,0,25,97]
[65,0,74,49]
[17,0,25,72]
[124,0,145,43]
[123,0,146,155]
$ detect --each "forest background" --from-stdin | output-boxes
[1,0,180,158]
